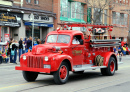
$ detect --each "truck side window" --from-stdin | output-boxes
[72,35,83,45]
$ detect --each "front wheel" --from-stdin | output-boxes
[101,57,116,76]
[22,71,38,82]
[53,62,69,84]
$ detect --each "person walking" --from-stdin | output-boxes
[8,38,14,63]
[19,38,23,62]
[10,40,18,64]
[27,36,32,52]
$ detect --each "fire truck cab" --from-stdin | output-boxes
[15,23,122,84]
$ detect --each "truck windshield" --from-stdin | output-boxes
[47,35,70,43]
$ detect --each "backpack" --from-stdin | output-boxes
[11,49,15,56]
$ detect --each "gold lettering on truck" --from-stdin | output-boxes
[72,50,82,56]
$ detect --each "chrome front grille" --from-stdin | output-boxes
[27,56,43,68]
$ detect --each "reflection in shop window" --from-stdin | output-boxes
[26,26,40,39]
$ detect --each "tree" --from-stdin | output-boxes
[85,0,115,24]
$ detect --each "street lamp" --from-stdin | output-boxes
[30,13,34,48]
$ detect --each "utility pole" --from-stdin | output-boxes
[30,13,34,48]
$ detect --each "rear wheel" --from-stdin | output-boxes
[53,62,69,84]
[22,71,38,82]
[101,57,116,76]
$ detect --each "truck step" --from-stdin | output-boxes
[73,64,107,72]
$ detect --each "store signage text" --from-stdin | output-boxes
[0,13,21,27]
[28,15,49,21]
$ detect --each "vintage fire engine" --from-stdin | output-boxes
[15,23,122,84]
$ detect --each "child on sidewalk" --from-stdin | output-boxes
[1,51,9,63]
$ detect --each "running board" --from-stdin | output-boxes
[73,64,107,72]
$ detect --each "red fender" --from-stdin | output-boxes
[100,52,117,68]
[51,54,73,72]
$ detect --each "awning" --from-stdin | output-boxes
[24,22,53,27]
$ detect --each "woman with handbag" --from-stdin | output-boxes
[10,40,18,64]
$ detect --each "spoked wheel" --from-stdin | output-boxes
[22,71,39,82]
[53,62,69,84]
[101,57,116,76]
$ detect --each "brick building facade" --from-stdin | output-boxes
[110,0,129,43]
[0,0,56,42]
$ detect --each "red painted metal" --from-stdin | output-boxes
[59,65,67,80]
[15,23,118,76]
[110,61,115,72]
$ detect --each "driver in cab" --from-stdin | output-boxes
[72,37,79,44]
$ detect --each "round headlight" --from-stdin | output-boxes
[44,56,49,61]
[23,55,26,60]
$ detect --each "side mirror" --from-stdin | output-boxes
[79,39,84,45]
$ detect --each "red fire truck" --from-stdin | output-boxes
[15,23,122,84]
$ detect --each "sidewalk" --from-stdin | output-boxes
[0,55,20,66]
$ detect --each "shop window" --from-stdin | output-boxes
[94,8,102,24]
[34,0,39,4]
[26,0,31,3]
[26,26,40,39]
[104,9,107,24]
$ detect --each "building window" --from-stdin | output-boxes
[112,11,116,24]
[60,0,85,23]
[34,0,39,5]
[123,0,126,4]
[60,0,68,18]
[94,8,102,24]
[120,0,122,3]
[116,0,118,3]
[26,0,31,3]
[112,11,128,26]
[71,2,84,20]
[120,13,124,25]
[124,14,128,25]
[126,0,128,4]
[104,9,107,24]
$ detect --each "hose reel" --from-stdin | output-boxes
[95,55,104,66]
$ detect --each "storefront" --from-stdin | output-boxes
[0,11,22,42]
[23,14,54,40]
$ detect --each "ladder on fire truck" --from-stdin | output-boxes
[58,23,121,48]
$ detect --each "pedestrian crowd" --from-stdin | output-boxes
[0,36,42,64]
[113,42,130,56]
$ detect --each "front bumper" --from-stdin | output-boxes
[15,66,50,73]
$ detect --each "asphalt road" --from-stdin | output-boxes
[0,55,130,92]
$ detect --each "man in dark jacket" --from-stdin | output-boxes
[19,37,23,62]
[27,36,32,51]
